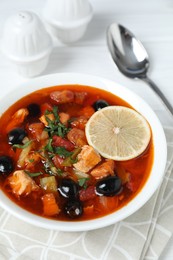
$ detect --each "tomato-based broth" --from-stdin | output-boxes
[0,85,154,221]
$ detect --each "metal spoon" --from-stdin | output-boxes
[107,23,173,117]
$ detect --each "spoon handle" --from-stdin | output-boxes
[142,77,173,117]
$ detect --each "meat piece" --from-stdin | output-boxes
[74,92,88,105]
[90,159,115,179]
[28,123,48,141]
[79,186,96,202]
[7,170,39,196]
[6,108,29,132]
[25,152,41,170]
[74,145,101,172]
[70,116,88,130]
[67,128,87,147]
[59,112,70,125]
[78,106,95,118]
[40,102,53,114]
[52,135,75,151]
[52,155,64,169]
[50,90,74,104]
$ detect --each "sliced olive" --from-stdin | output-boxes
[8,128,27,145]
[93,99,109,111]
[0,156,14,175]
[58,178,79,199]
[96,176,122,196]
[64,200,83,218]
[27,103,40,118]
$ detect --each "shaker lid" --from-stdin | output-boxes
[43,0,93,27]
[1,11,53,61]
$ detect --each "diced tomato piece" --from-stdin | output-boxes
[78,106,95,118]
[52,135,75,151]
[74,92,88,105]
[67,128,87,147]
[79,186,97,202]
[40,103,53,114]
[52,155,64,169]
[41,193,60,216]
[70,116,88,130]
[50,90,74,104]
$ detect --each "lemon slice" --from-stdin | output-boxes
[85,106,151,161]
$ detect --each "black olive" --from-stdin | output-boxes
[8,128,27,145]
[27,103,40,118]
[0,156,14,175]
[93,99,109,111]
[96,176,122,196]
[58,178,79,199]
[64,200,83,218]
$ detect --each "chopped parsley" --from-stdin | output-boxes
[24,170,43,177]
[44,106,70,138]
[78,178,90,189]
[13,140,32,149]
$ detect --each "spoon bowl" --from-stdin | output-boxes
[107,23,173,117]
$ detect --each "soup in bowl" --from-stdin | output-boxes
[0,73,167,231]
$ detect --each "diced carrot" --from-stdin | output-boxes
[90,159,115,179]
[74,145,101,173]
[6,108,29,132]
[41,193,60,216]
[78,106,95,118]
[67,128,87,147]
[7,170,39,196]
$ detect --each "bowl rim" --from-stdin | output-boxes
[0,72,167,231]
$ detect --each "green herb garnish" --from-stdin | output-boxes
[13,140,32,149]
[44,106,70,138]
[78,178,90,189]
[24,170,43,177]
[54,147,73,158]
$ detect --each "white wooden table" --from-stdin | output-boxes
[0,0,173,259]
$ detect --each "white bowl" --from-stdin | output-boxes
[42,0,93,43]
[0,73,167,231]
[1,11,53,77]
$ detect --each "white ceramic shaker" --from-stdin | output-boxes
[1,11,53,77]
[42,0,93,43]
